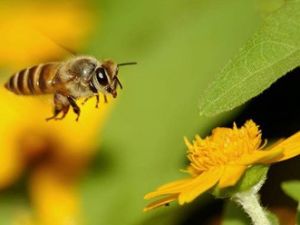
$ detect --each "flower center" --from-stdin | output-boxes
[185,121,262,175]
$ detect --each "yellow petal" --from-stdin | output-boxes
[238,147,283,165]
[143,194,178,212]
[218,165,247,188]
[264,132,300,163]
[144,178,193,199]
[178,168,223,205]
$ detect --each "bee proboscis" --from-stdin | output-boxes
[4,56,136,121]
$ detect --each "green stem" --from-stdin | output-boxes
[233,178,271,225]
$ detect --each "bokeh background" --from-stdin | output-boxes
[0,0,298,224]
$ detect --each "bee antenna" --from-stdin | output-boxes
[115,77,123,89]
[115,62,136,89]
[117,62,137,67]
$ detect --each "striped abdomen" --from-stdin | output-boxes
[4,63,61,95]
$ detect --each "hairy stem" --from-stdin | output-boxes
[233,178,270,225]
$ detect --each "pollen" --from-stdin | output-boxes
[186,121,262,175]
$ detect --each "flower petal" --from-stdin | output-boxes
[263,132,300,163]
[218,165,247,188]
[178,168,223,205]
[144,178,194,199]
[143,194,178,212]
[157,178,193,191]
[238,147,283,165]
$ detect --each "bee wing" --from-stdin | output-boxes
[37,30,78,56]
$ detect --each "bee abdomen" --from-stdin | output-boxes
[5,63,60,95]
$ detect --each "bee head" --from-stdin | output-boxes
[92,59,136,98]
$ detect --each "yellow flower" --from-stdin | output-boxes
[2,88,111,225]
[144,120,300,211]
[29,166,80,225]
[0,84,111,225]
[0,1,93,68]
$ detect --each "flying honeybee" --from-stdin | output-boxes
[4,56,136,121]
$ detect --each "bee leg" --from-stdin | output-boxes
[82,96,92,105]
[88,83,100,108]
[81,95,99,108]
[95,94,99,108]
[104,94,108,103]
[67,96,81,122]
[46,108,61,121]
[46,93,70,121]
[55,105,70,120]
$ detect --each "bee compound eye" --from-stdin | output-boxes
[95,67,108,86]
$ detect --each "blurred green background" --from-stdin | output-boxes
[83,0,260,224]
[84,0,259,224]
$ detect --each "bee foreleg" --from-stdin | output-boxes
[67,96,81,122]
[81,94,99,108]
[82,96,92,105]
[95,94,99,108]
[104,94,108,103]
[88,83,100,108]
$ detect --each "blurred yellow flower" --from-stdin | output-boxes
[0,1,93,68]
[144,120,300,211]
[30,166,80,225]
[0,84,110,225]
[0,1,107,225]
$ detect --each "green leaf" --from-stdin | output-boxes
[256,0,285,16]
[281,180,300,201]
[281,181,300,224]
[212,165,269,198]
[199,0,300,116]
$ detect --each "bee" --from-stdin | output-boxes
[4,56,136,121]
